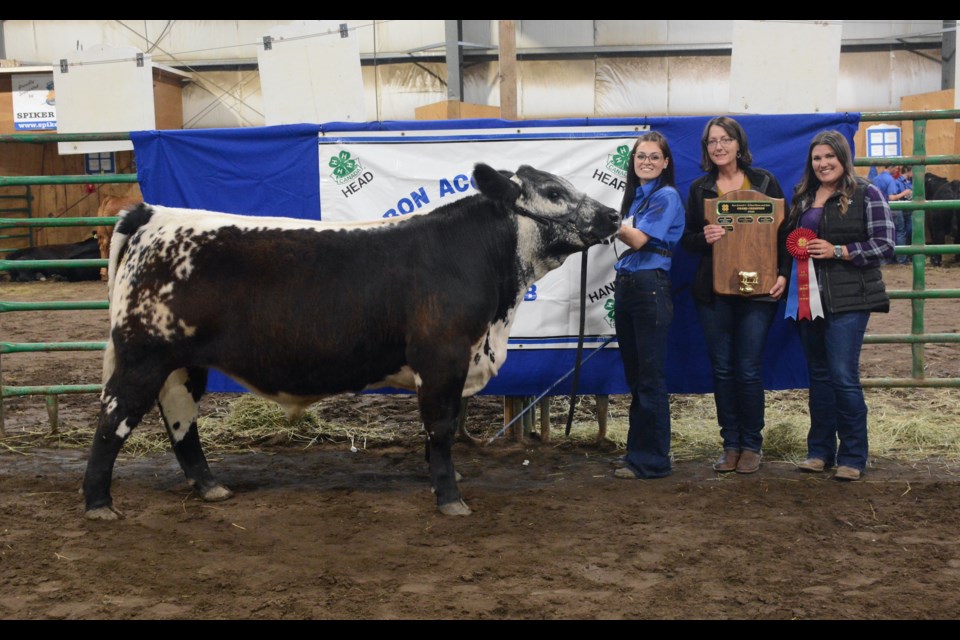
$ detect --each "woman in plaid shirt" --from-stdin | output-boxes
[783,130,895,481]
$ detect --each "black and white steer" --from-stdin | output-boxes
[83,163,620,520]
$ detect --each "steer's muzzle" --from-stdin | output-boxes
[591,203,621,245]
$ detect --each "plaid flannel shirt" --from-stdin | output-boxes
[848,183,895,268]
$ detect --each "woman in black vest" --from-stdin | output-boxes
[784,130,895,481]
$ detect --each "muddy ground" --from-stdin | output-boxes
[2,264,960,620]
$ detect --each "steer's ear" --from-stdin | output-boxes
[474,163,520,203]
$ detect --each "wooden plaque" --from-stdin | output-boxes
[705,189,784,297]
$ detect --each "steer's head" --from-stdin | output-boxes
[473,163,620,263]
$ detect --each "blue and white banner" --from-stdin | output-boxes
[317,126,644,348]
[131,113,860,395]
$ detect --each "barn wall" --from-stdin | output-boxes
[0,20,950,124]
[368,61,448,121]
[0,20,954,252]
[153,70,185,130]
[180,70,263,129]
[900,89,960,183]
[0,59,171,253]
[0,141,140,251]
[850,89,960,183]
[1,20,281,66]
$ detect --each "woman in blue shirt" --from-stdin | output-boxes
[612,131,686,480]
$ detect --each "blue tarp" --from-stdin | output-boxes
[131,112,861,396]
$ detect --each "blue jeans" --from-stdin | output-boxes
[797,310,871,471]
[893,211,912,264]
[695,296,778,453]
[614,269,672,478]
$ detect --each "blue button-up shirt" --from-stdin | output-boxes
[614,178,686,274]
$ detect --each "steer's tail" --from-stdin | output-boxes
[107,203,153,300]
[103,204,154,388]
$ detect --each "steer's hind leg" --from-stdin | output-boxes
[83,358,170,520]
[157,367,233,503]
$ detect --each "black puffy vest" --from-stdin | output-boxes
[814,179,890,314]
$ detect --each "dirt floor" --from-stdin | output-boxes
[3,263,960,620]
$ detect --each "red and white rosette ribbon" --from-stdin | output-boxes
[785,228,824,321]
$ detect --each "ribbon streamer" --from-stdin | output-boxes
[785,228,824,321]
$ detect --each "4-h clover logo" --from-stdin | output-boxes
[329,150,363,185]
[606,144,631,178]
[604,298,616,328]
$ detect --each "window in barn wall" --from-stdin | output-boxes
[85,152,116,174]
[865,125,901,158]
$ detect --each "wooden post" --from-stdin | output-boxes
[498,20,518,119]
[522,395,534,437]
[538,397,551,443]
[0,351,5,437]
[46,394,59,435]
[502,396,525,442]
[595,395,608,444]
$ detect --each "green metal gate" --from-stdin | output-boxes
[1,117,959,437]
[0,185,34,254]
[0,132,134,435]
[856,110,960,387]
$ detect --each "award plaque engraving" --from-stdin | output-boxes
[705,189,785,297]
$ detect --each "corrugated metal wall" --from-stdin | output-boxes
[0,20,950,127]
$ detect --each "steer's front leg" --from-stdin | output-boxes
[418,381,471,516]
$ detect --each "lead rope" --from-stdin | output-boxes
[565,248,589,436]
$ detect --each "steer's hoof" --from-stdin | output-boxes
[85,505,123,521]
[438,499,472,516]
[201,485,234,502]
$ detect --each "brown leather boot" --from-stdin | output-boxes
[712,449,740,472]
[796,457,826,473]
[736,449,762,474]
[833,465,862,481]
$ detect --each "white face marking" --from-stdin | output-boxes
[511,170,593,280]
[521,190,573,218]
